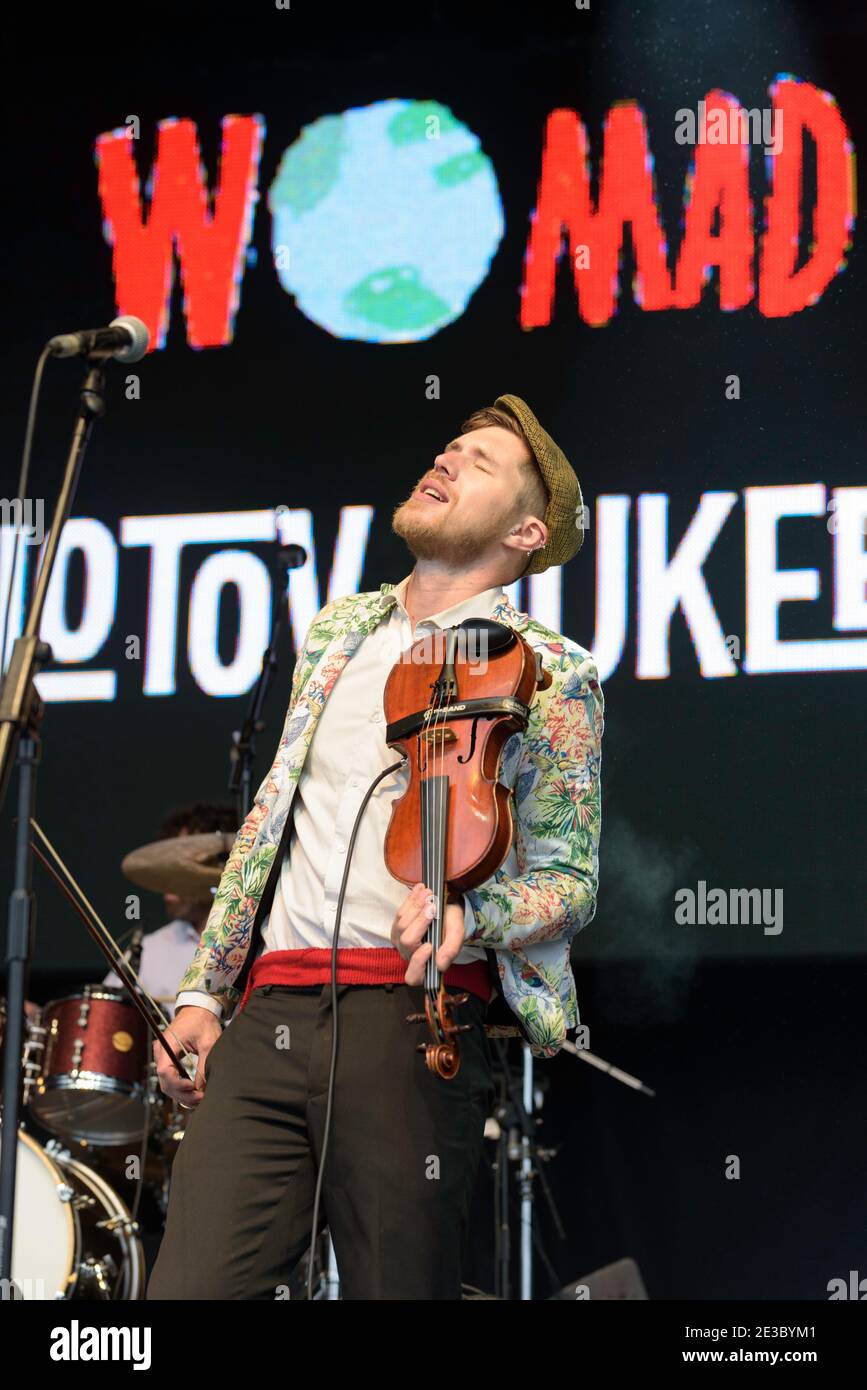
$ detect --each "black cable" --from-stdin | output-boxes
[1,344,52,677]
[305,753,408,1300]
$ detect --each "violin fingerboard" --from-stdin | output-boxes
[420,774,449,994]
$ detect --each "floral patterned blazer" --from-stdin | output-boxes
[177,582,604,1058]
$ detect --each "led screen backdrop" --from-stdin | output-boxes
[1,4,864,984]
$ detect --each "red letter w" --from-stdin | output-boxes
[95,115,264,351]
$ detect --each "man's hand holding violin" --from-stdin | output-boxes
[391,882,466,985]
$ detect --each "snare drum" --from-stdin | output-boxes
[28,987,150,1146]
[0,1128,145,1300]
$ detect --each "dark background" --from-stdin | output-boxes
[1,1,864,1299]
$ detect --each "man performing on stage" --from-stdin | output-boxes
[148,394,604,1301]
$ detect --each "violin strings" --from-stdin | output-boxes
[433,625,452,1003]
[429,627,449,1004]
[418,623,460,1011]
[428,643,442,1002]
[436,647,445,1000]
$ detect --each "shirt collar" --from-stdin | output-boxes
[376,580,529,633]
[168,917,206,939]
[385,573,506,629]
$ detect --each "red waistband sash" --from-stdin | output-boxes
[237,947,493,1013]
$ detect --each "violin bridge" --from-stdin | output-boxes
[421,726,457,747]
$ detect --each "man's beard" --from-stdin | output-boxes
[391,492,518,568]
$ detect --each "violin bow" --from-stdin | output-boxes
[28,817,195,1081]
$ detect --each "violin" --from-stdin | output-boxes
[383,618,550,1079]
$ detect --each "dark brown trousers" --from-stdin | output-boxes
[147,982,494,1300]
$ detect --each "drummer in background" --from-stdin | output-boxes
[105,802,237,1019]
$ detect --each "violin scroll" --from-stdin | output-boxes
[407,986,472,1080]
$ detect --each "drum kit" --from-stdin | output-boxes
[1,830,228,1302]
[1,984,190,1300]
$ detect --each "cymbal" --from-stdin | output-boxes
[121,832,234,901]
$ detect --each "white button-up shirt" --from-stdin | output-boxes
[106,918,202,1019]
[177,575,505,1015]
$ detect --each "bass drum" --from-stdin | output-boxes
[0,1127,145,1300]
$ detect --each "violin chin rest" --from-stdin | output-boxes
[454,618,516,653]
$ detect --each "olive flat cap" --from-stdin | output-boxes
[494,394,584,576]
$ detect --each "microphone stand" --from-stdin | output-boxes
[488,1036,655,1299]
[1,353,124,1285]
[490,1037,565,1300]
[228,543,306,823]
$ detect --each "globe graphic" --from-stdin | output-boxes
[268,99,505,343]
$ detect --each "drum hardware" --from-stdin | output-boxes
[0,1128,146,1300]
[78,1251,119,1298]
[1,1001,44,1114]
[48,1100,177,1222]
[100,1213,141,1238]
[44,1137,71,1161]
[42,1136,143,1240]
[21,1011,45,1109]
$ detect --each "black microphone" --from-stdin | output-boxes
[47,315,150,364]
[124,927,145,977]
[275,543,308,580]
